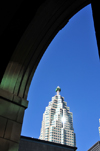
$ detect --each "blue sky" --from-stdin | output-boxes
[21,4,100,151]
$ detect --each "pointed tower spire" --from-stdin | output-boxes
[55,86,61,95]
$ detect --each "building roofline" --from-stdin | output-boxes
[87,141,100,151]
[20,135,77,150]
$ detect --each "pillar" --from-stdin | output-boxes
[0,88,28,151]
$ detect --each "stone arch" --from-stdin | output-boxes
[1,0,91,99]
[0,0,99,150]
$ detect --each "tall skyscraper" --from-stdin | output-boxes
[39,86,76,147]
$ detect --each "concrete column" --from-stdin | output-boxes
[0,88,28,151]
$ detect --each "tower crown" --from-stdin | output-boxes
[39,86,76,147]
[55,86,61,95]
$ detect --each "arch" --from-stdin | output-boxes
[1,0,91,99]
[0,0,99,150]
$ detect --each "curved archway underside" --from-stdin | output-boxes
[1,0,91,99]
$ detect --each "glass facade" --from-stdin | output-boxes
[39,86,76,147]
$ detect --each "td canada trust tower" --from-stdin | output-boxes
[39,86,76,147]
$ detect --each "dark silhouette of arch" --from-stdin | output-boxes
[0,0,99,150]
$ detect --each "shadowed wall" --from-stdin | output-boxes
[19,136,77,151]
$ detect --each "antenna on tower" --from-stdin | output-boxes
[98,118,100,139]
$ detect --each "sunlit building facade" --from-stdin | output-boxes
[39,86,76,147]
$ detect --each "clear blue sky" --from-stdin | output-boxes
[21,4,100,151]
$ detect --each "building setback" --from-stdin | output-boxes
[39,86,76,147]
[87,141,100,151]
